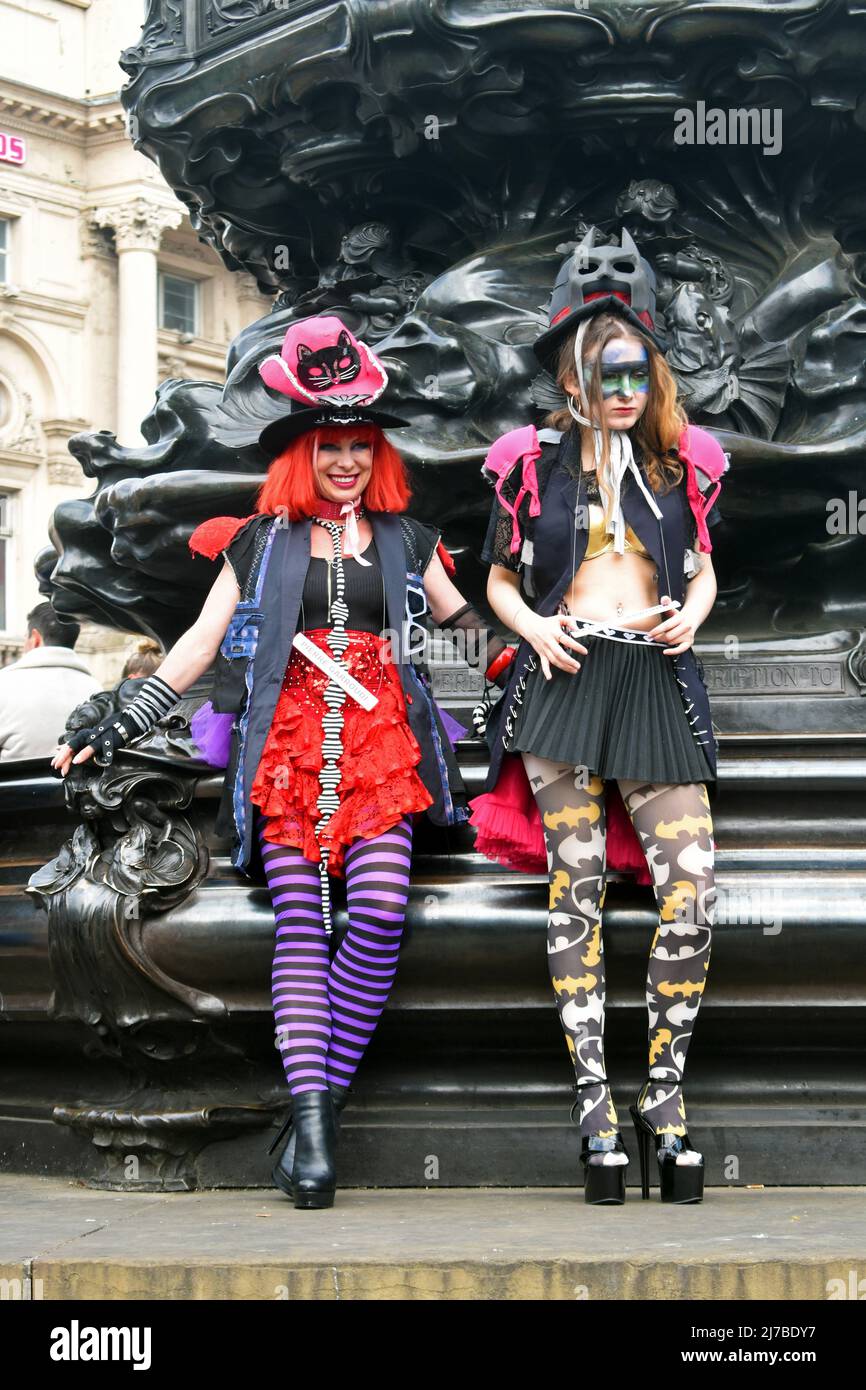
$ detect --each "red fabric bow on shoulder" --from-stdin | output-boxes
[188,515,257,560]
[435,539,456,577]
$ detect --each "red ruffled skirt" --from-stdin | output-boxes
[250,628,433,875]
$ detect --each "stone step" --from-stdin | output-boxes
[1,1175,864,1301]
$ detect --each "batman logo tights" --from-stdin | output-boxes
[522,752,717,1139]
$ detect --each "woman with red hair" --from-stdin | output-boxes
[52,315,513,1210]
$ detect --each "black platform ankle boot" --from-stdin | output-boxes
[628,1076,704,1204]
[328,1082,351,1133]
[571,1080,629,1206]
[272,1090,336,1209]
[268,1082,351,1174]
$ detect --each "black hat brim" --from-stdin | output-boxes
[533,297,667,371]
[258,406,410,459]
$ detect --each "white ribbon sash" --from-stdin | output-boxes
[292,631,379,709]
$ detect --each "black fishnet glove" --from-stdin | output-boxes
[441,602,516,688]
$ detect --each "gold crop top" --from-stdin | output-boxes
[584,503,653,560]
[579,467,653,560]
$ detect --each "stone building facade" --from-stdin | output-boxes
[0,0,270,686]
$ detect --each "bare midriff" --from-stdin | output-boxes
[562,470,661,631]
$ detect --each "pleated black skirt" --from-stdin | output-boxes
[506,630,715,784]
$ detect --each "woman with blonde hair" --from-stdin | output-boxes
[121,637,164,680]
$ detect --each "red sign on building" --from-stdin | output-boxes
[0,132,26,166]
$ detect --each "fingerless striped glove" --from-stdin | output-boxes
[65,674,180,766]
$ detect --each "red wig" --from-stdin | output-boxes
[255,424,412,520]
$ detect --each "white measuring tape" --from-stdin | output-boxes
[563,599,681,640]
[292,631,379,710]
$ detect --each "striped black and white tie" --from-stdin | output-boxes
[313,519,351,936]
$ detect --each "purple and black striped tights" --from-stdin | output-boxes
[258,813,412,1095]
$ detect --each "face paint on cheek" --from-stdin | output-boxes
[598,349,650,400]
[583,346,651,401]
[599,371,651,399]
[584,369,651,400]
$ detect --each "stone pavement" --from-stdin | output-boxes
[1,1175,865,1299]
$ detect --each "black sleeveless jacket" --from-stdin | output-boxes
[480,425,721,795]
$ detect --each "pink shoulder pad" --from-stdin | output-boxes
[677,425,729,554]
[188,515,251,561]
[481,426,542,557]
[680,425,728,483]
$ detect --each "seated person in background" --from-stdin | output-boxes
[121,637,165,681]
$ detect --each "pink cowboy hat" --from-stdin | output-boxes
[257,314,408,456]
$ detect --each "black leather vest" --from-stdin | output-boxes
[483,427,718,793]
[528,426,687,612]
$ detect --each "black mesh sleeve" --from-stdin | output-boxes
[479,486,523,573]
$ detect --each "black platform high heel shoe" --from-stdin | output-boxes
[271,1090,337,1209]
[268,1081,351,1164]
[571,1079,629,1206]
[628,1077,704,1204]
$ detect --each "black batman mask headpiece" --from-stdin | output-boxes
[533,226,667,373]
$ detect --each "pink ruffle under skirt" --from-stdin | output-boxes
[469,751,652,884]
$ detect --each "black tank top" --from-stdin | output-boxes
[299,537,385,634]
